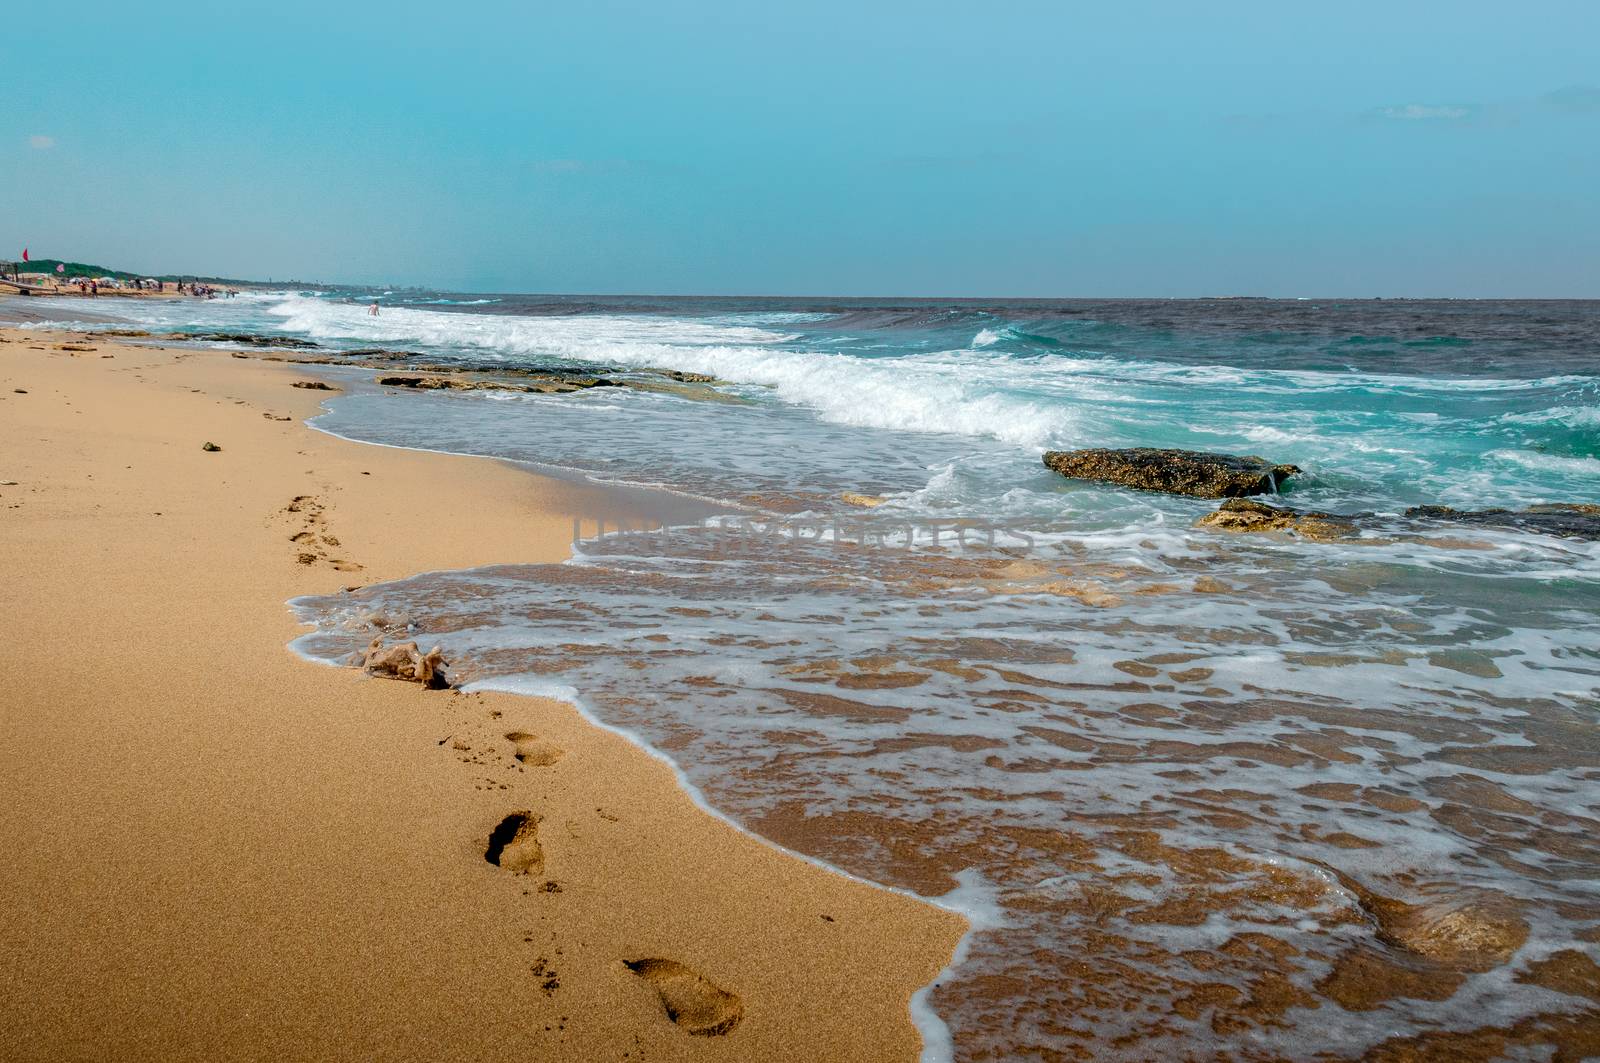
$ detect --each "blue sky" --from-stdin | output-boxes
[4,1,1597,295]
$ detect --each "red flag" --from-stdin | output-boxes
[21,248,27,262]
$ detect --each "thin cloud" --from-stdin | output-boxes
[28,134,55,150]
[1363,87,1600,128]
[1375,103,1474,122]
[1227,86,1600,132]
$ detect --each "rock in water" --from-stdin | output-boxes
[362,638,449,688]
[183,331,320,349]
[1405,504,1600,541]
[1363,891,1529,972]
[1196,498,1356,541]
[1042,448,1300,498]
[375,373,617,395]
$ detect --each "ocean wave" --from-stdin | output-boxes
[407,297,503,305]
[1486,449,1600,475]
[263,293,797,350]
[1499,405,1600,430]
[599,343,1086,449]
[249,294,1591,462]
[94,292,1600,510]
[261,295,1086,449]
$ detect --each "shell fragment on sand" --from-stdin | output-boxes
[1043,448,1300,498]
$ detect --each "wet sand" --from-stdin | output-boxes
[0,331,966,1061]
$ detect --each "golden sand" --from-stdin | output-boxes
[0,333,965,1061]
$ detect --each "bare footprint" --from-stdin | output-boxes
[624,958,744,1036]
[505,731,564,767]
[485,811,544,874]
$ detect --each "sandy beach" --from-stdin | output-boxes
[0,328,966,1061]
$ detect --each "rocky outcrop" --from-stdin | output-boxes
[362,638,449,688]
[1199,499,1600,545]
[376,373,618,395]
[210,346,745,402]
[291,380,338,391]
[1043,448,1300,498]
[1196,498,1357,541]
[342,347,424,358]
[1405,504,1600,541]
[177,331,321,349]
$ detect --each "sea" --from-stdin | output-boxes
[32,291,1600,1060]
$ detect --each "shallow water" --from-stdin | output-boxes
[55,291,1600,1059]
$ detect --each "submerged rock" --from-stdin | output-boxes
[624,377,748,404]
[362,637,449,688]
[841,492,886,508]
[1320,865,1530,973]
[1196,498,1357,541]
[1043,448,1300,498]
[1404,504,1600,541]
[1367,892,1529,973]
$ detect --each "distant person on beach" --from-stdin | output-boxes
[369,302,380,316]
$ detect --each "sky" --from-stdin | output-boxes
[3,1,1598,296]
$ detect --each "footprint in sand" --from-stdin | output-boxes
[624,958,744,1036]
[505,731,565,767]
[485,811,544,874]
[282,495,363,571]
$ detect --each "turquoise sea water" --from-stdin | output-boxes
[39,292,1600,1060]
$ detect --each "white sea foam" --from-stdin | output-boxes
[264,293,797,350]
[1487,448,1600,475]
[1500,405,1600,430]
